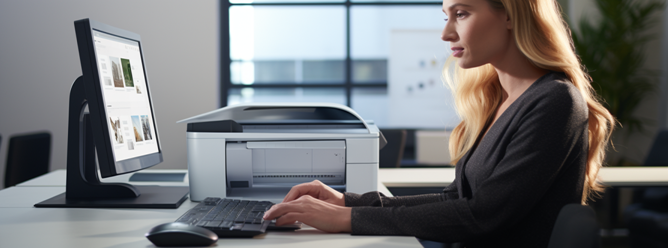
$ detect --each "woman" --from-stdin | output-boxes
[263,0,615,247]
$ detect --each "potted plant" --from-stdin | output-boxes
[571,0,665,166]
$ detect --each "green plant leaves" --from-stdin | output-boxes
[571,0,664,136]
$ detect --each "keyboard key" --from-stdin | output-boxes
[231,224,244,231]
[219,221,234,228]
[205,220,222,228]
[240,224,262,231]
[203,198,220,206]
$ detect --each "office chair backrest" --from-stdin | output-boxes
[4,132,51,188]
[644,130,668,166]
[379,129,407,168]
[547,203,600,248]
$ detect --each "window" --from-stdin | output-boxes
[221,0,456,128]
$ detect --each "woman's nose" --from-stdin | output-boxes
[441,22,457,42]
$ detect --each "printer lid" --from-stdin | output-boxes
[177,103,372,133]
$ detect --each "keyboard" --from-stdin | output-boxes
[175,197,298,237]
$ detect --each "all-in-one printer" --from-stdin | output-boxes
[178,103,384,202]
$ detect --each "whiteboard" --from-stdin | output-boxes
[387,29,460,129]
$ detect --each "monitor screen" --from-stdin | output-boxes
[91,30,159,168]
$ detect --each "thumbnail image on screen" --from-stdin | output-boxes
[92,30,159,162]
[121,58,134,87]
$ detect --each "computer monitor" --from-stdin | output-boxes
[35,18,188,208]
[79,20,162,177]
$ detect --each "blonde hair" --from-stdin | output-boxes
[443,0,615,204]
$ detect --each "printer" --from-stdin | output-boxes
[177,103,384,202]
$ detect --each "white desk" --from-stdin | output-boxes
[0,170,418,248]
[379,167,668,187]
[9,165,660,247]
[0,186,66,208]
[15,169,394,197]
[15,169,190,187]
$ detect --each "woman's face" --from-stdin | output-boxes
[441,0,512,69]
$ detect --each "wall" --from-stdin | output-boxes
[0,0,666,190]
[568,0,667,165]
[0,0,219,189]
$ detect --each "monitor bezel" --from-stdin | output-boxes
[74,18,163,178]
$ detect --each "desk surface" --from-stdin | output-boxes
[15,169,394,197]
[16,169,190,187]
[1,170,417,248]
[24,167,668,190]
[0,197,417,248]
[6,166,665,248]
[379,166,668,187]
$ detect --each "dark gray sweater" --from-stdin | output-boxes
[345,72,589,248]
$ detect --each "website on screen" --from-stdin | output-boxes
[93,30,159,162]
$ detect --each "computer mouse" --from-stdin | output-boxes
[146,222,218,247]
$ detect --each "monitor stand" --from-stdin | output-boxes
[35,76,189,209]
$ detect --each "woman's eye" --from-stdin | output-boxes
[456,11,468,18]
[444,11,467,22]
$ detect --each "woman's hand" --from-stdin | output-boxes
[263,195,352,233]
[282,180,345,206]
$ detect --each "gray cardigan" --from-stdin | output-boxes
[344,71,589,248]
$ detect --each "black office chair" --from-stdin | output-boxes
[4,132,51,188]
[547,203,600,248]
[379,129,406,168]
[623,130,668,248]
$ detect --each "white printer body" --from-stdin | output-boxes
[178,103,382,202]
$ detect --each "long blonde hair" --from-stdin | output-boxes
[443,0,615,204]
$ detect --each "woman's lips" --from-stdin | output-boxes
[452,47,464,57]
